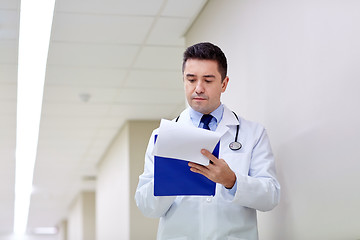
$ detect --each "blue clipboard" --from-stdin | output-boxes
[154,135,219,196]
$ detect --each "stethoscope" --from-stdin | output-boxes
[175,111,242,151]
[229,111,242,151]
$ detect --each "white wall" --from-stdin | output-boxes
[97,124,130,240]
[97,120,159,240]
[67,194,83,240]
[82,192,96,240]
[186,1,360,239]
[56,220,67,240]
[129,121,160,240]
[67,191,95,240]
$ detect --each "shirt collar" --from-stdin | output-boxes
[189,104,224,128]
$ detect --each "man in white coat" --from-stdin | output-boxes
[135,42,280,240]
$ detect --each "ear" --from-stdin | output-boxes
[221,76,229,93]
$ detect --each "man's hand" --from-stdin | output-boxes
[188,149,236,189]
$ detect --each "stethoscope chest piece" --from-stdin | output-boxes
[229,141,242,151]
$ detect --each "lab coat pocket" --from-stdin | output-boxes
[222,151,251,175]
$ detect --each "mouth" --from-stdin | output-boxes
[192,95,208,101]
[193,97,206,101]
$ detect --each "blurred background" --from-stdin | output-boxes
[0,0,359,239]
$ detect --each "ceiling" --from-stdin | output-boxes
[0,0,207,234]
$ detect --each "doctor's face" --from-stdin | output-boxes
[183,59,229,114]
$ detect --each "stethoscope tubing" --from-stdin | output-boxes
[230,111,242,151]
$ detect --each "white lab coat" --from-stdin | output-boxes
[135,105,280,240]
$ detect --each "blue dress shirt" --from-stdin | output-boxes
[189,104,224,131]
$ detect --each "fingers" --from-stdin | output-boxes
[200,149,218,164]
[188,162,207,172]
[188,149,236,188]
[188,150,218,171]
[188,162,210,179]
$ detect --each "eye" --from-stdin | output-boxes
[188,79,196,83]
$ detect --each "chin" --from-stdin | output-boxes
[189,101,211,114]
[192,106,209,114]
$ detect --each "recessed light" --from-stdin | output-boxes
[79,93,92,102]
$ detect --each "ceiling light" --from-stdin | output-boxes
[14,0,56,234]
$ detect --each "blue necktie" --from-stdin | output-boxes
[200,114,213,130]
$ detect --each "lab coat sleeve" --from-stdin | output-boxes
[135,130,176,218]
[231,128,280,212]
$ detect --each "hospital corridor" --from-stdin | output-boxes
[0,0,359,239]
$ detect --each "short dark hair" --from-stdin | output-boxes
[182,42,228,81]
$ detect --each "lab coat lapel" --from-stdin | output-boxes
[176,108,196,127]
[216,105,240,138]
[215,122,229,137]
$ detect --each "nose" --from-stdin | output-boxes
[195,81,205,94]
